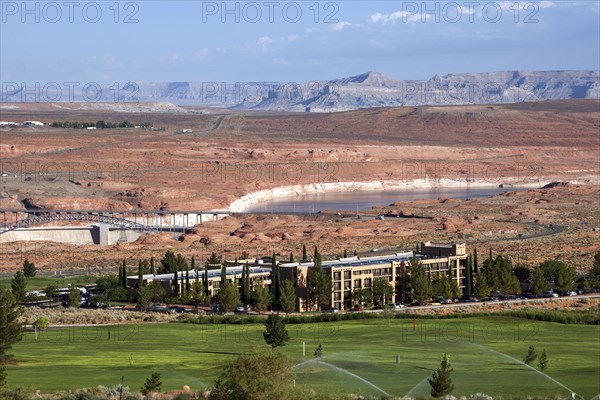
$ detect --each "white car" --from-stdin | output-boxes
[566,291,577,296]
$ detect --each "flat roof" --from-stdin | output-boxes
[280,252,416,269]
[128,265,272,281]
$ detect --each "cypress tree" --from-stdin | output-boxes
[428,353,454,397]
[173,270,179,295]
[121,260,128,289]
[289,251,294,263]
[137,262,144,287]
[313,245,319,260]
[150,256,155,275]
[203,264,209,294]
[465,254,472,296]
[488,248,493,262]
[272,252,281,309]
[243,262,251,304]
[118,263,123,286]
[473,248,479,274]
[221,264,227,284]
[191,256,196,273]
[343,249,348,258]
[353,249,357,256]
[185,267,190,292]
[302,244,307,261]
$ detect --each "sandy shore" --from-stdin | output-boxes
[226,179,549,213]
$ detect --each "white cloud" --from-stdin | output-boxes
[103,53,115,67]
[272,58,289,66]
[257,36,273,52]
[284,34,304,42]
[195,48,209,60]
[331,21,352,31]
[369,11,420,25]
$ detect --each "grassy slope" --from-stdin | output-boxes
[0,275,96,291]
[6,317,600,398]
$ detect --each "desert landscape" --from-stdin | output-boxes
[0,99,598,273]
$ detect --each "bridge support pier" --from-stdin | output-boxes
[91,225,109,245]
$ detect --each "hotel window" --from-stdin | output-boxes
[344,281,351,290]
[333,272,341,281]
[334,292,341,301]
[334,282,341,291]
[354,279,361,288]
[344,271,351,280]
[364,278,372,288]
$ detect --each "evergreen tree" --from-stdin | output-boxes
[473,248,479,274]
[530,268,549,295]
[22,259,36,277]
[314,344,323,358]
[588,250,600,288]
[524,345,537,365]
[289,251,294,263]
[243,263,251,304]
[190,281,207,307]
[118,264,123,288]
[252,284,270,312]
[465,254,473,296]
[221,264,227,284]
[207,252,222,269]
[218,281,240,313]
[137,262,144,288]
[150,256,156,275]
[136,285,152,311]
[353,249,357,256]
[66,284,81,307]
[408,258,431,304]
[11,271,26,302]
[538,349,548,371]
[203,263,210,295]
[306,252,332,310]
[428,353,454,397]
[159,250,188,274]
[271,252,281,309]
[185,267,190,292]
[121,260,128,289]
[141,372,162,395]
[0,288,23,359]
[302,244,307,261]
[343,249,348,258]
[475,277,491,298]
[488,248,493,261]
[263,315,290,350]
[173,270,179,295]
[372,278,394,306]
[279,279,296,313]
[191,256,196,273]
[313,245,319,260]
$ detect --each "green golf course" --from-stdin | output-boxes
[6,316,600,398]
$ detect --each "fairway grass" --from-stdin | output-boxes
[7,316,600,398]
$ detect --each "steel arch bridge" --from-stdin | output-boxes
[0,212,157,235]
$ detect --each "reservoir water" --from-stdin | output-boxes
[245,186,531,214]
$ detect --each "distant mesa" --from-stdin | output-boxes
[1,70,598,112]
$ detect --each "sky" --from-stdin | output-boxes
[1,0,599,84]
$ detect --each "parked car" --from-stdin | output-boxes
[434,297,453,304]
[211,304,220,312]
[321,307,339,313]
[387,303,406,309]
[543,291,559,298]
[566,291,577,296]
[235,305,245,313]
